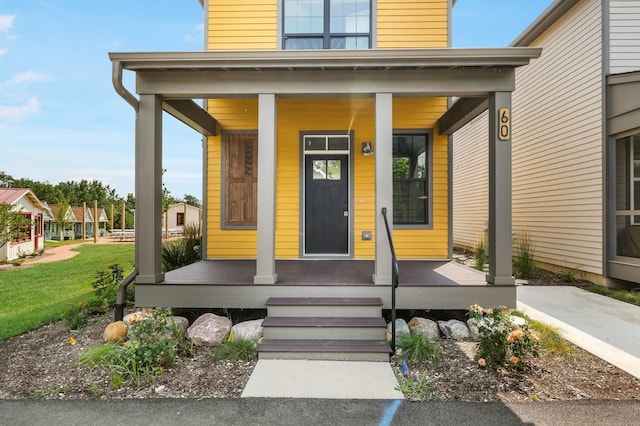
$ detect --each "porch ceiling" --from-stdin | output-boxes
[110,48,541,136]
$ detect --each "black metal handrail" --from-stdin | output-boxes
[381,207,399,354]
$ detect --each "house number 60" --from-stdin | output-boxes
[499,108,510,141]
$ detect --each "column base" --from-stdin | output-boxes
[372,274,392,285]
[136,273,165,284]
[254,273,278,285]
[486,274,516,286]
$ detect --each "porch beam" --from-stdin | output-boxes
[373,93,393,285]
[254,93,278,285]
[163,99,218,136]
[136,68,517,98]
[487,92,515,285]
[136,94,165,283]
[438,97,489,136]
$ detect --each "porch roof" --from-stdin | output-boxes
[109,48,541,72]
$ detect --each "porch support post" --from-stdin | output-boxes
[373,93,393,285]
[487,91,515,285]
[136,94,165,283]
[254,93,278,284]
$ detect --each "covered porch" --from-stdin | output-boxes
[110,48,540,310]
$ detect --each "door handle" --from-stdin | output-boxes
[343,210,349,217]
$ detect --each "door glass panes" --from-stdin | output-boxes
[285,38,323,49]
[306,137,327,150]
[614,134,640,258]
[327,160,341,180]
[328,136,349,150]
[312,160,327,179]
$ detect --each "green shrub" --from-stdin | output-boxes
[63,301,89,330]
[474,239,487,271]
[78,309,181,385]
[213,339,258,362]
[469,304,540,370]
[87,264,123,314]
[514,231,538,278]
[162,223,202,272]
[396,333,442,364]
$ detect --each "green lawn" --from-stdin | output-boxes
[0,244,134,340]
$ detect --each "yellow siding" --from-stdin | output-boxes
[208,0,278,50]
[206,97,448,260]
[393,98,449,259]
[377,0,449,48]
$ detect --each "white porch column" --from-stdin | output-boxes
[254,93,278,284]
[487,91,515,285]
[373,93,393,285]
[136,94,164,283]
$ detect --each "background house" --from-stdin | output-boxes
[162,202,201,238]
[45,204,76,241]
[0,188,45,261]
[452,0,640,287]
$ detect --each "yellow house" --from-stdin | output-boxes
[110,1,540,359]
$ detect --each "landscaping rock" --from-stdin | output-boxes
[231,319,264,341]
[103,321,127,343]
[438,319,471,340]
[408,317,440,340]
[510,315,527,328]
[123,311,145,324]
[164,316,189,339]
[386,318,410,343]
[467,317,481,340]
[187,313,232,347]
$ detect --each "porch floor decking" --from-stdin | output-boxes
[162,259,487,287]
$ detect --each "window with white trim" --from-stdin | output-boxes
[283,0,371,50]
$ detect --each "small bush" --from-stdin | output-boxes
[396,333,442,364]
[213,339,258,362]
[474,239,487,271]
[63,301,89,330]
[162,223,202,272]
[514,231,538,278]
[87,264,123,314]
[469,304,540,370]
[78,309,182,385]
[527,318,574,356]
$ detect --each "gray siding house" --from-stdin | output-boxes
[452,0,640,287]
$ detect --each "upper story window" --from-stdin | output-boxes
[283,0,371,50]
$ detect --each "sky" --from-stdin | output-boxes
[0,0,554,201]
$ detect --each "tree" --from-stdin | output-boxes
[0,204,33,249]
[181,194,201,208]
[52,198,73,241]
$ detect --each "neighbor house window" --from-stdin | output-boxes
[283,0,371,50]
[224,133,258,227]
[176,212,185,226]
[392,133,430,225]
[615,133,640,258]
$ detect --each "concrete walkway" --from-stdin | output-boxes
[241,360,404,399]
[517,285,640,380]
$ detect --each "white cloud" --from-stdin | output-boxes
[0,15,15,33]
[3,71,46,86]
[0,96,40,125]
[0,48,7,58]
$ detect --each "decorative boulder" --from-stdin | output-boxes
[103,321,127,343]
[386,318,410,343]
[510,315,527,328]
[467,317,481,340]
[437,319,471,340]
[187,313,232,347]
[408,317,440,340]
[231,319,264,341]
[166,316,189,338]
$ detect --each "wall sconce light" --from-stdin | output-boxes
[361,141,374,156]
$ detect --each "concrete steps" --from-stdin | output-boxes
[258,297,392,361]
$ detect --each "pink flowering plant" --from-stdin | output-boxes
[468,304,539,370]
